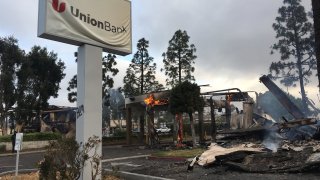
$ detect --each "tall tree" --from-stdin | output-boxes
[123,38,163,97]
[169,81,204,147]
[269,0,316,114]
[16,46,65,123]
[162,30,197,87]
[67,54,119,102]
[0,36,23,134]
[162,30,197,145]
[312,0,320,93]
[123,38,163,144]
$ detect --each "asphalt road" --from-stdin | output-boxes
[0,145,156,174]
[2,146,320,180]
[0,151,43,173]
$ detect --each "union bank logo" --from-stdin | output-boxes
[50,0,127,34]
[52,0,66,13]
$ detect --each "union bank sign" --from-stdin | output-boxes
[38,0,132,55]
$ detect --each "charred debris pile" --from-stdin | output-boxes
[194,75,320,173]
[196,140,320,173]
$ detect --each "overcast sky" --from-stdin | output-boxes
[0,0,318,107]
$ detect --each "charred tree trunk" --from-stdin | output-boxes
[173,114,178,143]
[147,107,157,146]
[139,114,145,144]
[177,113,183,145]
[312,0,320,93]
[126,107,132,145]
[189,113,196,147]
[225,99,231,129]
[209,97,216,142]
[198,109,204,144]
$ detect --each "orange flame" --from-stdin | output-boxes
[144,94,168,106]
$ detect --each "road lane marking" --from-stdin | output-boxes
[101,154,150,162]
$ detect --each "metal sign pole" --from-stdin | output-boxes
[76,44,102,180]
[15,150,20,177]
[14,133,23,178]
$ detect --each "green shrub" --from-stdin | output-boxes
[38,136,101,180]
[113,129,126,137]
[0,132,62,142]
[0,135,11,143]
[23,132,62,141]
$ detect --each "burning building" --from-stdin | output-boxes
[125,91,170,145]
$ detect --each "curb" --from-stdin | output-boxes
[104,169,174,180]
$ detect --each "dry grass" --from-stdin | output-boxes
[152,148,205,158]
[0,172,39,180]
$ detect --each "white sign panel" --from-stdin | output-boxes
[38,0,132,55]
[14,133,23,151]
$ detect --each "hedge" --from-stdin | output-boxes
[0,132,62,142]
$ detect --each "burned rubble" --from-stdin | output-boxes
[195,134,320,173]
[195,139,320,173]
[198,140,320,173]
[124,75,320,176]
[194,75,320,174]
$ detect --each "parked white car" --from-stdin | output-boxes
[156,127,171,133]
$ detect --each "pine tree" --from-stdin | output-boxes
[162,30,197,87]
[123,38,163,97]
[123,38,163,144]
[269,0,316,113]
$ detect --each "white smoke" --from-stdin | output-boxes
[262,130,283,152]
